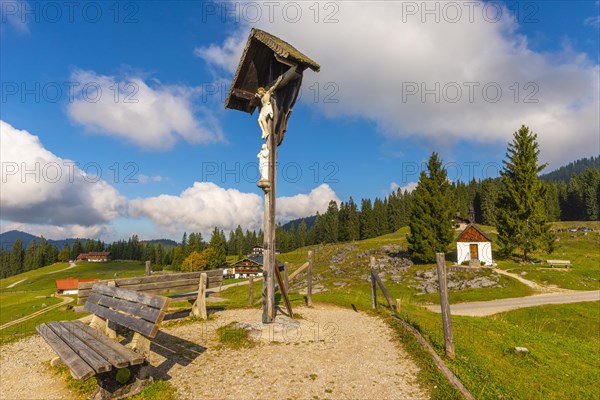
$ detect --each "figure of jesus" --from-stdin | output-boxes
[257,143,270,187]
[256,75,283,140]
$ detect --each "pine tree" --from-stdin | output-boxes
[10,238,24,276]
[58,244,71,262]
[297,219,308,247]
[496,125,554,257]
[347,197,360,240]
[208,227,226,268]
[372,198,388,235]
[359,199,376,239]
[407,152,455,263]
[323,200,339,243]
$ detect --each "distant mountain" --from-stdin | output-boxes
[541,156,600,183]
[0,230,88,251]
[140,239,178,249]
[282,216,317,231]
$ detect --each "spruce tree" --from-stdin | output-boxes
[208,227,227,267]
[496,125,554,257]
[297,220,307,247]
[359,199,376,239]
[347,197,360,240]
[407,152,454,263]
[323,200,339,243]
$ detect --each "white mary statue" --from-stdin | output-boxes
[257,143,270,188]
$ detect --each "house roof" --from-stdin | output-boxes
[232,256,284,269]
[455,223,493,243]
[55,277,99,290]
[224,28,320,114]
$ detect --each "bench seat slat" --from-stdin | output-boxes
[36,323,95,381]
[87,292,164,324]
[48,322,113,374]
[62,321,144,368]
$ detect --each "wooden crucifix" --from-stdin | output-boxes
[225,28,320,323]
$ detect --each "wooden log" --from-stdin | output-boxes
[371,264,394,309]
[396,298,401,313]
[288,262,309,282]
[283,262,289,292]
[145,261,151,276]
[248,276,254,306]
[436,253,455,359]
[307,250,313,306]
[275,261,293,317]
[35,323,95,381]
[370,257,377,309]
[391,315,475,400]
[191,273,207,320]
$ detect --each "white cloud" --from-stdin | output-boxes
[390,181,418,194]
[0,0,30,34]
[67,70,223,150]
[129,182,339,237]
[129,182,264,236]
[138,174,164,184]
[0,120,127,226]
[196,1,599,169]
[0,222,114,241]
[277,184,340,221]
[584,16,600,27]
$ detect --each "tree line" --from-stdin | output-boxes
[1,146,597,277]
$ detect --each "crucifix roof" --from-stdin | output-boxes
[224,28,320,114]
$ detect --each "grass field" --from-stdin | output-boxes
[1,222,598,399]
[0,260,147,344]
[215,222,599,400]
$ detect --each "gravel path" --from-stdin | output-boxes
[427,290,600,316]
[0,305,427,400]
[156,305,426,400]
[0,335,71,400]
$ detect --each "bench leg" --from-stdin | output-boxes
[90,363,152,400]
[127,332,151,358]
[191,273,207,320]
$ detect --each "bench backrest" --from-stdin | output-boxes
[84,283,170,338]
[78,269,224,305]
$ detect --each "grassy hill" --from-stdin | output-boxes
[1,224,598,399]
[217,222,599,400]
[0,260,147,345]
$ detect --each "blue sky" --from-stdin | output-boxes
[1,0,599,241]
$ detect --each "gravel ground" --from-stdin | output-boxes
[0,305,427,400]
[0,335,71,400]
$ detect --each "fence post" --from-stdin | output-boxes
[284,262,289,292]
[248,276,254,306]
[370,257,377,309]
[145,260,151,276]
[396,298,401,313]
[307,250,313,306]
[436,252,455,359]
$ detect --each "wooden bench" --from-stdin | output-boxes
[78,270,224,319]
[547,259,571,268]
[37,283,170,399]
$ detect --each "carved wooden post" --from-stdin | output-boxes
[145,261,151,276]
[191,273,207,320]
[248,276,254,306]
[436,253,455,359]
[370,257,377,309]
[396,298,401,313]
[307,250,313,306]
[283,262,289,292]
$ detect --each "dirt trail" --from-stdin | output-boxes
[0,296,73,331]
[0,305,427,400]
[492,268,570,293]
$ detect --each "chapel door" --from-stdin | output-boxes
[469,244,478,260]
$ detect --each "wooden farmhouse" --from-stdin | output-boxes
[455,224,493,266]
[76,251,111,262]
[224,256,284,279]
